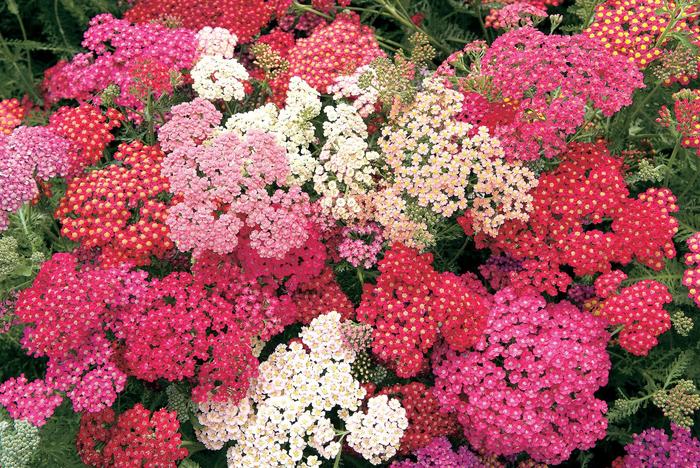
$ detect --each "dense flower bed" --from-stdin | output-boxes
[0,0,699,466]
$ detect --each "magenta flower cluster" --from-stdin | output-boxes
[432,287,611,464]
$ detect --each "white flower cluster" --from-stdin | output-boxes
[225,77,322,184]
[195,397,254,450]
[344,395,408,465]
[196,26,238,58]
[194,312,407,467]
[328,65,379,118]
[191,55,249,102]
[313,104,381,223]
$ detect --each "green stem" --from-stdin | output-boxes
[628,81,662,125]
[679,169,700,200]
[292,1,333,20]
[0,33,41,102]
[181,440,207,456]
[54,0,70,50]
[664,137,683,185]
[332,433,349,468]
[356,267,365,285]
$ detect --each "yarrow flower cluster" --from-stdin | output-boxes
[453,28,644,161]
[0,98,25,135]
[42,14,197,114]
[477,142,679,295]
[682,232,700,306]
[433,288,611,464]
[658,89,700,156]
[114,271,258,403]
[390,437,483,468]
[191,54,249,101]
[380,77,537,236]
[193,313,408,467]
[287,12,384,93]
[160,99,313,258]
[0,125,71,230]
[338,223,384,268]
[55,141,173,266]
[618,424,700,467]
[0,253,147,421]
[357,244,488,377]
[125,0,283,43]
[77,404,188,467]
[378,382,459,454]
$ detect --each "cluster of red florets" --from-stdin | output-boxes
[47,104,123,176]
[125,0,281,43]
[77,404,188,468]
[0,98,26,135]
[287,12,384,93]
[658,89,700,156]
[292,266,355,324]
[476,141,679,295]
[55,141,173,266]
[356,244,488,378]
[432,288,611,464]
[594,272,672,356]
[586,0,700,69]
[378,382,459,455]
[115,271,258,403]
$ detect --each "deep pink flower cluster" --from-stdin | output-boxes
[432,288,611,464]
[47,104,123,176]
[339,223,384,269]
[0,253,147,420]
[287,12,384,92]
[378,383,459,455]
[291,266,355,324]
[619,424,700,467]
[115,271,258,403]
[390,437,483,468]
[597,278,672,356]
[682,232,700,307]
[42,14,197,114]
[0,375,63,426]
[357,244,488,378]
[457,28,644,161]
[476,142,679,295]
[160,99,314,259]
[77,404,188,468]
[0,125,71,230]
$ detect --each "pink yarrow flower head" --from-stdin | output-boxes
[621,424,700,467]
[432,287,611,464]
[0,375,62,426]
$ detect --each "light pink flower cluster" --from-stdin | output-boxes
[485,2,547,29]
[338,223,384,268]
[160,99,313,258]
[0,126,71,230]
[433,288,611,464]
[42,14,197,114]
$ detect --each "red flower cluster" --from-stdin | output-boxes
[432,288,611,464]
[0,98,25,135]
[10,253,147,416]
[356,244,488,378]
[77,404,188,468]
[192,251,299,341]
[476,142,679,295]
[597,277,672,356]
[658,89,700,156]
[115,271,258,403]
[55,141,173,266]
[292,266,354,324]
[125,0,280,43]
[586,0,700,69]
[287,12,383,92]
[378,382,459,455]
[47,104,123,176]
